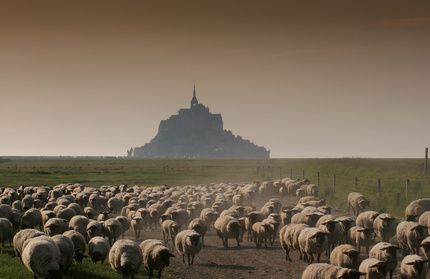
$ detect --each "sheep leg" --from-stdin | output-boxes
[264,237,267,248]
[317,253,321,263]
[187,254,191,266]
[148,268,153,279]
[236,237,240,248]
[158,270,162,279]
[191,255,195,265]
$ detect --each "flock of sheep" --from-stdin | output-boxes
[0,178,430,278]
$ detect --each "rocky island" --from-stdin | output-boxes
[128,86,270,159]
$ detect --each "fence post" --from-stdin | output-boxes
[406,178,410,199]
[425,147,428,175]
[302,170,305,179]
[377,178,381,192]
[333,174,336,193]
[317,172,320,186]
[354,176,358,190]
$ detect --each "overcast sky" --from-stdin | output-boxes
[0,0,429,158]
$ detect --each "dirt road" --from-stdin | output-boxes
[140,195,309,279]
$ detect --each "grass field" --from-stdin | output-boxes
[0,157,429,278]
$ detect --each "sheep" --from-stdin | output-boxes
[52,235,75,272]
[298,227,329,264]
[347,192,369,217]
[86,220,104,239]
[291,211,323,227]
[405,199,430,221]
[188,218,208,246]
[301,199,326,208]
[44,218,68,236]
[56,207,76,221]
[140,239,175,279]
[116,216,131,239]
[104,218,123,245]
[20,208,43,230]
[396,221,428,255]
[301,263,364,279]
[317,216,343,254]
[356,211,379,229]
[21,237,62,279]
[175,229,202,266]
[400,254,428,279]
[418,211,430,234]
[131,216,144,240]
[88,236,111,263]
[279,223,309,262]
[373,213,397,242]
[251,221,272,248]
[264,213,281,244]
[0,218,13,250]
[68,215,89,238]
[369,242,400,279]
[329,244,360,270]
[199,208,217,229]
[281,207,299,226]
[358,258,387,279]
[63,230,86,263]
[348,226,374,254]
[214,215,242,248]
[245,211,266,241]
[161,219,180,246]
[335,216,356,244]
[420,236,430,259]
[13,228,46,257]
[109,239,143,278]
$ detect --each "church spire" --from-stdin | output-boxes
[191,81,198,108]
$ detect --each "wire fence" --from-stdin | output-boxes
[255,166,430,216]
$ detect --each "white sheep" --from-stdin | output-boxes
[104,218,123,245]
[373,213,397,242]
[329,244,360,270]
[86,220,104,239]
[279,223,309,262]
[13,228,46,257]
[418,211,430,234]
[0,218,13,251]
[251,221,272,248]
[115,215,131,239]
[140,239,175,279]
[161,219,180,246]
[347,192,369,216]
[131,216,144,240]
[356,211,379,229]
[214,215,242,248]
[68,215,89,238]
[291,211,323,227]
[22,237,62,279]
[44,218,68,236]
[88,236,110,263]
[20,208,43,230]
[301,263,364,279]
[298,227,329,264]
[188,218,208,246]
[175,229,202,266]
[348,226,374,254]
[405,199,430,221]
[52,234,75,272]
[358,258,387,279]
[63,230,86,263]
[369,242,400,279]
[400,254,428,279]
[109,239,143,278]
[396,221,428,255]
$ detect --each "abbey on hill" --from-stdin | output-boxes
[127,86,270,159]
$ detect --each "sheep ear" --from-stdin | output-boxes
[357,228,365,232]
[169,253,175,257]
[368,262,380,268]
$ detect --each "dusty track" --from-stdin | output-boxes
[133,195,309,279]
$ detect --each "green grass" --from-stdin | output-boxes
[0,246,178,279]
[0,157,429,278]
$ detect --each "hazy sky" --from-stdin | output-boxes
[1,0,429,158]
